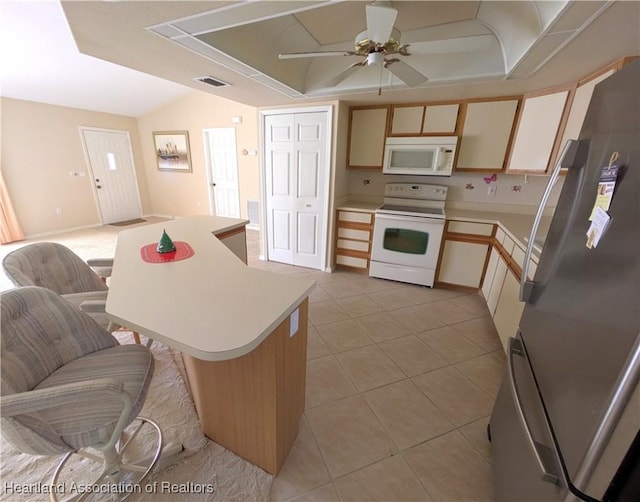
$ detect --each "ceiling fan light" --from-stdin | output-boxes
[367,52,384,66]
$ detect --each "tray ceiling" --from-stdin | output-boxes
[146,0,614,98]
[60,0,639,107]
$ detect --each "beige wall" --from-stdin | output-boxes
[1,92,261,238]
[136,92,259,220]
[1,97,148,237]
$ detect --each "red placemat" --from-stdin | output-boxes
[140,241,194,263]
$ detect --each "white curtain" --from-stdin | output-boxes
[0,169,24,244]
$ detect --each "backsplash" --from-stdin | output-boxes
[347,170,565,208]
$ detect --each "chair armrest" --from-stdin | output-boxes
[86,258,114,268]
[87,258,113,278]
[0,379,130,418]
[79,299,107,314]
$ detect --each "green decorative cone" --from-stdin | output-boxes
[157,229,176,253]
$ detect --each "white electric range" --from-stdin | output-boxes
[369,183,448,287]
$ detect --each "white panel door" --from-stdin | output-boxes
[264,111,329,270]
[204,128,240,218]
[265,115,295,265]
[81,128,142,224]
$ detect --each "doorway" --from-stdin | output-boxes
[261,106,332,271]
[80,128,142,224]
[204,127,240,218]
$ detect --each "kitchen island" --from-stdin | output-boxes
[106,215,315,474]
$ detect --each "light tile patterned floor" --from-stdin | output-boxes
[245,231,505,502]
[1,225,504,501]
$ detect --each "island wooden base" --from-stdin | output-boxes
[182,299,308,475]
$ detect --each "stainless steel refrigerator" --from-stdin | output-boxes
[490,59,640,501]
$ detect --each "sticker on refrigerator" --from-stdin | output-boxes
[586,207,611,249]
[589,154,620,221]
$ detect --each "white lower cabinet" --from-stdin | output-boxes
[438,240,490,288]
[482,247,507,315]
[492,269,525,353]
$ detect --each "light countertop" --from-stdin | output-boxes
[446,208,551,249]
[107,215,315,361]
[336,200,382,212]
[337,197,550,250]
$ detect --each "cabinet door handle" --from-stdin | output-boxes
[520,140,578,302]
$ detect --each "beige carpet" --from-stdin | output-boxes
[0,332,273,502]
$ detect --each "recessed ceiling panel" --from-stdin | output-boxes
[145,0,612,99]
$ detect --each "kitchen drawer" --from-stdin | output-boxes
[448,221,494,236]
[338,211,373,225]
[337,227,371,241]
[337,239,369,252]
[336,254,368,269]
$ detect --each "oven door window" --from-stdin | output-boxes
[383,228,429,255]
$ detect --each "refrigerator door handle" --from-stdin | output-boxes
[520,139,579,302]
[507,337,565,486]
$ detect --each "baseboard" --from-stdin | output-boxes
[25,222,103,240]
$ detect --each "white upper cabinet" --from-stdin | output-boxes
[456,98,520,171]
[389,103,459,136]
[390,105,423,135]
[347,106,389,169]
[506,85,574,174]
[422,104,459,134]
[559,69,616,149]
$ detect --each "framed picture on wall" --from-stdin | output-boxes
[153,131,192,172]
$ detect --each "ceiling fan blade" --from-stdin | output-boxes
[324,60,366,88]
[366,3,398,44]
[385,60,428,86]
[279,51,357,60]
[407,34,495,54]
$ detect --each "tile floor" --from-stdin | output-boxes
[1,224,505,501]
[245,232,505,502]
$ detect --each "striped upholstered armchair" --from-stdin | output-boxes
[2,242,112,325]
[0,286,162,495]
[2,242,144,344]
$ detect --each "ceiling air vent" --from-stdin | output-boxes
[194,76,229,87]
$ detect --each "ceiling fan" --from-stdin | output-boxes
[279,1,492,93]
[279,2,423,91]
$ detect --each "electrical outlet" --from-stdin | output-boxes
[55,207,62,215]
[487,185,497,197]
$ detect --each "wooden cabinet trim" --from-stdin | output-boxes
[455,97,522,172]
[347,105,390,170]
[578,55,637,86]
[505,82,576,175]
[387,99,462,137]
[444,232,494,245]
[454,94,523,173]
[334,210,374,270]
[492,238,523,281]
[436,221,495,291]
[335,248,371,259]
[336,221,373,230]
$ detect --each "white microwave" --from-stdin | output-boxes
[383,136,458,176]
